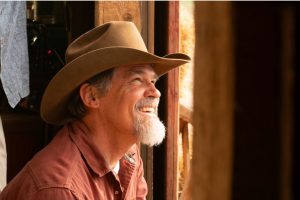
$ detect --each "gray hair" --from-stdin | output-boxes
[67,68,114,119]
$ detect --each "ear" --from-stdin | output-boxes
[79,83,100,108]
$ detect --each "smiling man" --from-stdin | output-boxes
[0,21,190,200]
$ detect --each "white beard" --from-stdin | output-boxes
[134,112,166,147]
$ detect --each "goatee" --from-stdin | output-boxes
[134,98,166,146]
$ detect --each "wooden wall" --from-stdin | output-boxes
[187,2,297,200]
[189,2,235,200]
[95,1,142,32]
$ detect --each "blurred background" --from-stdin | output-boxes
[0,1,299,200]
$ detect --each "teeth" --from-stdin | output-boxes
[141,107,155,113]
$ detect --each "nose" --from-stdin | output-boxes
[145,83,161,99]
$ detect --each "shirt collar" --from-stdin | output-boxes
[68,120,110,177]
[68,120,136,177]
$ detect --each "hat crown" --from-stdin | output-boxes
[65,21,148,63]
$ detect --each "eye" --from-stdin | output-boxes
[130,77,143,84]
[134,77,142,82]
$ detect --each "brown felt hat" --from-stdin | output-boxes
[40,21,190,125]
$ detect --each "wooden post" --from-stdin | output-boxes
[165,2,180,200]
[182,122,190,185]
[189,2,234,200]
[95,1,142,31]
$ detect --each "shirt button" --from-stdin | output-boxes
[114,190,119,195]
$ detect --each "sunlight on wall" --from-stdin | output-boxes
[178,1,195,199]
[179,1,195,111]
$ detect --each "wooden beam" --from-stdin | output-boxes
[95,1,141,31]
[180,104,193,124]
[182,122,190,186]
[189,2,234,200]
[166,2,179,200]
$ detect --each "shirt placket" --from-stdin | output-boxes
[111,172,123,200]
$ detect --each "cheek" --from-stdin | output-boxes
[110,86,146,115]
[109,94,136,116]
[123,86,144,101]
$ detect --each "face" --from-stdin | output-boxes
[98,64,165,146]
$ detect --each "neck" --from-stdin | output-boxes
[82,114,137,169]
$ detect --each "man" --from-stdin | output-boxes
[0,21,190,199]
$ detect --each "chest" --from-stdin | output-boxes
[75,158,139,200]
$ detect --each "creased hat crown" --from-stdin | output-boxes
[66,21,148,63]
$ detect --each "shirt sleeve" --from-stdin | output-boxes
[29,188,79,200]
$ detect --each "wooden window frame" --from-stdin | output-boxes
[165,2,180,200]
[153,2,180,200]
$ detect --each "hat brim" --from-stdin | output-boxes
[40,47,191,125]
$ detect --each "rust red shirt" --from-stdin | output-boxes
[0,121,148,200]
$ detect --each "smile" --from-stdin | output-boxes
[140,106,155,113]
[137,106,157,116]
[135,98,159,116]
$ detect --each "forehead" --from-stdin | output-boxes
[114,64,158,78]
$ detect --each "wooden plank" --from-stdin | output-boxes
[95,1,141,31]
[189,2,234,200]
[182,122,190,185]
[166,2,179,200]
[180,104,193,124]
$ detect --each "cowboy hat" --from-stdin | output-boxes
[40,21,190,125]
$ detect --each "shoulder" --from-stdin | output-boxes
[1,128,85,198]
[0,165,81,200]
[0,129,85,199]
[28,129,84,188]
